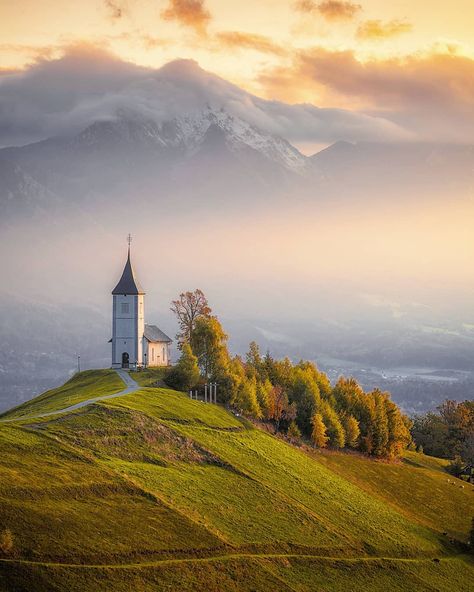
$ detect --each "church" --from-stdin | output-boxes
[110,245,172,369]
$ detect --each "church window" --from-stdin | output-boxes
[152,348,155,362]
[121,303,129,314]
[163,347,166,361]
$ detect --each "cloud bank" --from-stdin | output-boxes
[0,45,411,148]
[259,47,474,143]
[295,1,362,20]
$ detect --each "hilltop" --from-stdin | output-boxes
[0,369,473,591]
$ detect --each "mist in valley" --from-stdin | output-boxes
[1,48,473,413]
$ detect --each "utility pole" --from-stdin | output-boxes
[77,355,81,373]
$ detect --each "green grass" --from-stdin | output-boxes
[0,370,124,419]
[132,367,168,388]
[307,448,472,541]
[0,375,473,591]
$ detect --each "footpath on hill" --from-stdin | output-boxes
[0,369,139,423]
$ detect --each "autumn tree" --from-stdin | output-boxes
[371,391,390,457]
[267,386,296,431]
[386,399,411,458]
[412,399,474,462]
[246,341,266,381]
[256,378,273,419]
[343,414,360,449]
[190,316,229,378]
[295,360,332,399]
[164,342,200,392]
[319,400,345,449]
[230,360,262,418]
[287,420,302,442]
[289,367,321,435]
[171,289,211,347]
[311,413,329,448]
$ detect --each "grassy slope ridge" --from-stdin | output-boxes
[0,370,124,419]
[0,370,473,591]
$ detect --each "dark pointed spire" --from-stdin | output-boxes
[112,245,145,295]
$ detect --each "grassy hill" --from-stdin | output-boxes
[0,370,473,591]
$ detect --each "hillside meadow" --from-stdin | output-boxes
[0,370,473,591]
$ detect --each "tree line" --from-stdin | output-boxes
[412,400,474,468]
[165,289,412,459]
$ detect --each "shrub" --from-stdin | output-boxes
[0,529,14,556]
[447,455,464,478]
[164,343,200,392]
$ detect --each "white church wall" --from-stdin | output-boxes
[112,294,140,367]
[144,340,170,367]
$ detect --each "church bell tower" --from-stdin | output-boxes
[111,236,145,369]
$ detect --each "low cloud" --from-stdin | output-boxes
[215,32,286,55]
[161,0,211,34]
[258,47,474,142]
[356,19,412,40]
[0,44,411,148]
[295,1,362,21]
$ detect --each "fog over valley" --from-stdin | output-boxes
[1,48,473,414]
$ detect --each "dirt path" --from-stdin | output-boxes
[0,369,140,423]
[0,552,458,570]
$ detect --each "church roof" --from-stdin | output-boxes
[144,324,172,343]
[112,249,145,295]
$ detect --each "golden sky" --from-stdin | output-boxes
[1,0,473,98]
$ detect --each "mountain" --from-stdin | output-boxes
[0,159,59,220]
[0,107,313,222]
[0,370,472,591]
[311,140,474,198]
[1,58,473,417]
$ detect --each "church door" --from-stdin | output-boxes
[121,352,129,369]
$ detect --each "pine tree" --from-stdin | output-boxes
[311,413,329,448]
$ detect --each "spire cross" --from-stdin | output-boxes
[127,234,132,249]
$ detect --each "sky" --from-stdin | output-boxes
[1,1,474,150]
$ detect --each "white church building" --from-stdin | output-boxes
[110,247,172,369]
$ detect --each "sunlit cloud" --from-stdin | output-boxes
[257,47,474,142]
[356,19,412,40]
[215,31,286,56]
[295,0,362,21]
[161,0,211,34]
[0,44,410,148]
